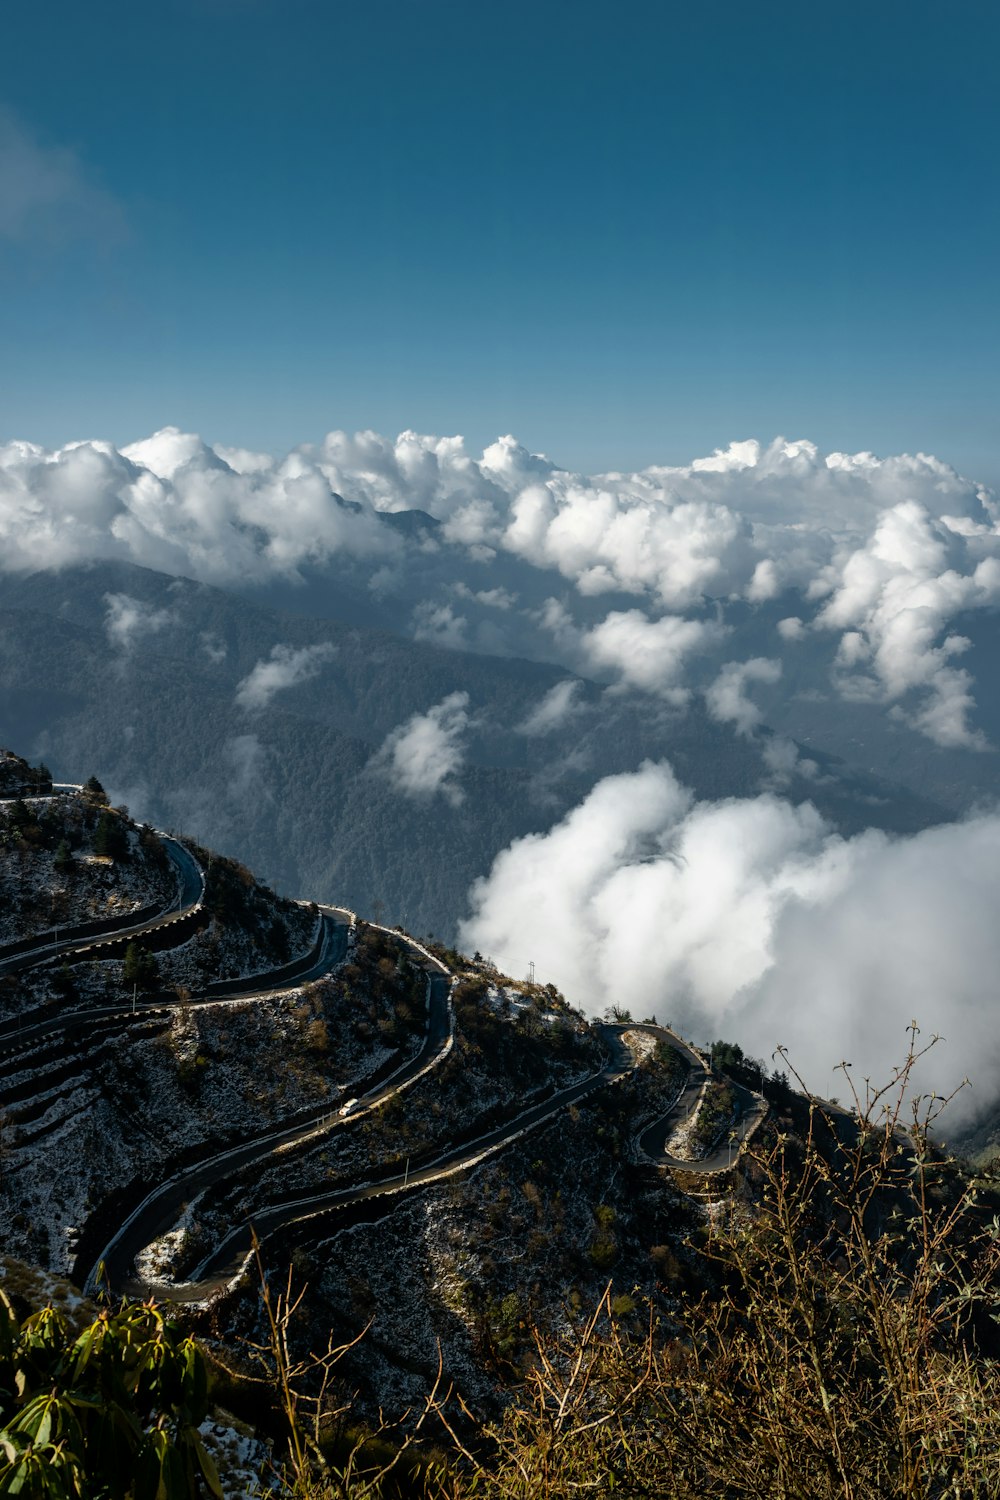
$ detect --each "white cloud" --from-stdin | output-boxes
[223,733,270,800]
[452,582,518,610]
[411,602,469,650]
[3,423,999,747]
[746,559,780,602]
[0,426,397,586]
[705,657,782,736]
[207,444,274,476]
[516,680,583,736]
[496,479,756,609]
[200,631,227,663]
[234,642,335,710]
[815,501,1000,748]
[369,692,470,807]
[760,734,819,785]
[103,593,173,651]
[580,609,726,703]
[460,762,1000,1116]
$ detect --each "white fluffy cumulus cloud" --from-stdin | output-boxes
[2,424,999,745]
[705,657,782,735]
[235,642,336,710]
[580,610,726,703]
[103,592,174,652]
[0,427,395,586]
[814,500,1000,748]
[369,692,470,807]
[459,761,1000,1113]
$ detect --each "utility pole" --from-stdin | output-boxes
[527,960,535,985]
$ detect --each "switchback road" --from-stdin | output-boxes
[629,1025,767,1172]
[0,901,344,1078]
[83,934,453,1299]
[85,1006,773,1305]
[0,834,204,978]
[104,1020,736,1305]
[0,816,771,1308]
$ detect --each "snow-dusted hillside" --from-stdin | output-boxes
[0,777,175,946]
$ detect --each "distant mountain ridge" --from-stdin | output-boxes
[0,559,956,942]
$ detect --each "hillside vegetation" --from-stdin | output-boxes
[0,757,998,1497]
[4,1042,999,1499]
[0,768,175,949]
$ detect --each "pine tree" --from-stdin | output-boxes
[82,774,109,806]
[8,799,31,834]
[123,942,158,990]
[94,811,128,861]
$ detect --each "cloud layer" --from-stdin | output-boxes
[459,761,1000,1115]
[7,418,996,1111]
[2,425,999,746]
[369,692,470,806]
[234,643,335,710]
[103,592,174,652]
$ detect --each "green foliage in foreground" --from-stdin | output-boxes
[6,1035,1000,1500]
[268,1035,1000,1500]
[0,1293,221,1499]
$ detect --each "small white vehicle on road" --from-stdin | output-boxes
[338,1098,359,1117]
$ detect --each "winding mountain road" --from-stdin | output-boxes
[630,1026,767,1172]
[0,833,204,979]
[3,788,772,1306]
[0,906,346,1084]
[185,1033,636,1299]
[83,932,453,1299]
[93,1015,760,1307]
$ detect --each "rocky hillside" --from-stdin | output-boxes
[1,749,999,1499]
[0,765,175,948]
[0,748,52,797]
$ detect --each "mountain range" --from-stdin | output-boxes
[0,558,954,947]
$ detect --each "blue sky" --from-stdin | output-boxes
[2,0,998,482]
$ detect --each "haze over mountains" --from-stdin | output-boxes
[2,424,999,1119]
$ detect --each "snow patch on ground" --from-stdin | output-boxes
[135,1193,207,1281]
[483,983,564,1026]
[0,984,357,1274]
[665,1109,709,1162]
[199,1414,273,1498]
[621,1028,659,1062]
[666,1098,738,1163]
[0,800,175,948]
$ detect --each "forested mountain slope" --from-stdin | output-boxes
[0,562,948,941]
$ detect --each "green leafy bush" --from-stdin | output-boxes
[0,1292,221,1498]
